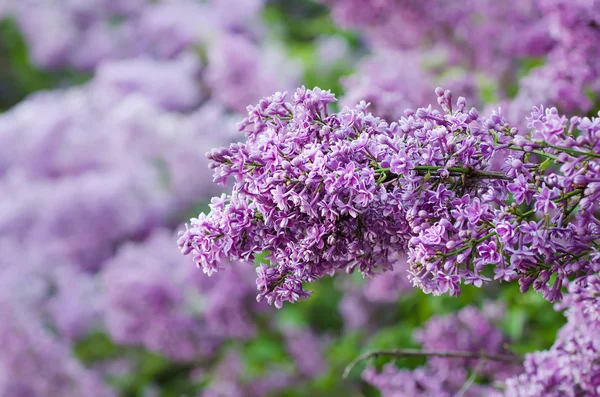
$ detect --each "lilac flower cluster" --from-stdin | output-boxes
[206,34,302,113]
[283,327,327,378]
[504,276,600,395]
[0,68,234,271]
[324,0,600,152]
[0,298,115,397]
[102,229,257,361]
[340,49,480,121]
[513,0,600,114]
[0,59,238,391]
[201,351,294,397]
[181,87,600,304]
[3,0,262,70]
[363,305,517,397]
[2,0,301,116]
[338,256,413,331]
[0,238,103,341]
[323,0,549,75]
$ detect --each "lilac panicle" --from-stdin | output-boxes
[180,87,600,305]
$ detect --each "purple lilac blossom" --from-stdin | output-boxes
[93,53,202,112]
[205,34,302,112]
[338,288,371,331]
[283,328,327,378]
[363,253,414,303]
[363,364,502,397]
[4,0,264,69]
[0,64,235,271]
[102,229,257,361]
[511,0,600,114]
[328,0,600,116]
[341,49,480,120]
[0,237,103,341]
[102,230,254,361]
[314,35,351,70]
[3,1,301,114]
[323,0,549,76]
[414,305,518,380]
[0,298,115,397]
[180,87,600,304]
[505,276,600,395]
[201,351,294,397]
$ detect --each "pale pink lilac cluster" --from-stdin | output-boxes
[363,305,517,397]
[180,87,600,304]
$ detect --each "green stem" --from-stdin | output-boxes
[375,166,509,180]
[541,143,600,159]
[507,145,559,161]
[443,231,496,258]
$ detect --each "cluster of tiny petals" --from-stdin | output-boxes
[180,86,600,305]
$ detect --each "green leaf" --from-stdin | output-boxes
[539,157,554,172]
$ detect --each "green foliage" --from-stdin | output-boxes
[263,0,358,99]
[0,18,90,111]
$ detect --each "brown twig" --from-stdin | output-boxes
[342,348,522,379]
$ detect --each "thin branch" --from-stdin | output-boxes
[376,166,510,180]
[342,348,522,379]
[454,358,486,397]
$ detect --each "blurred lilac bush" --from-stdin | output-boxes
[1,0,600,396]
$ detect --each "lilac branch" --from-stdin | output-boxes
[343,348,522,379]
